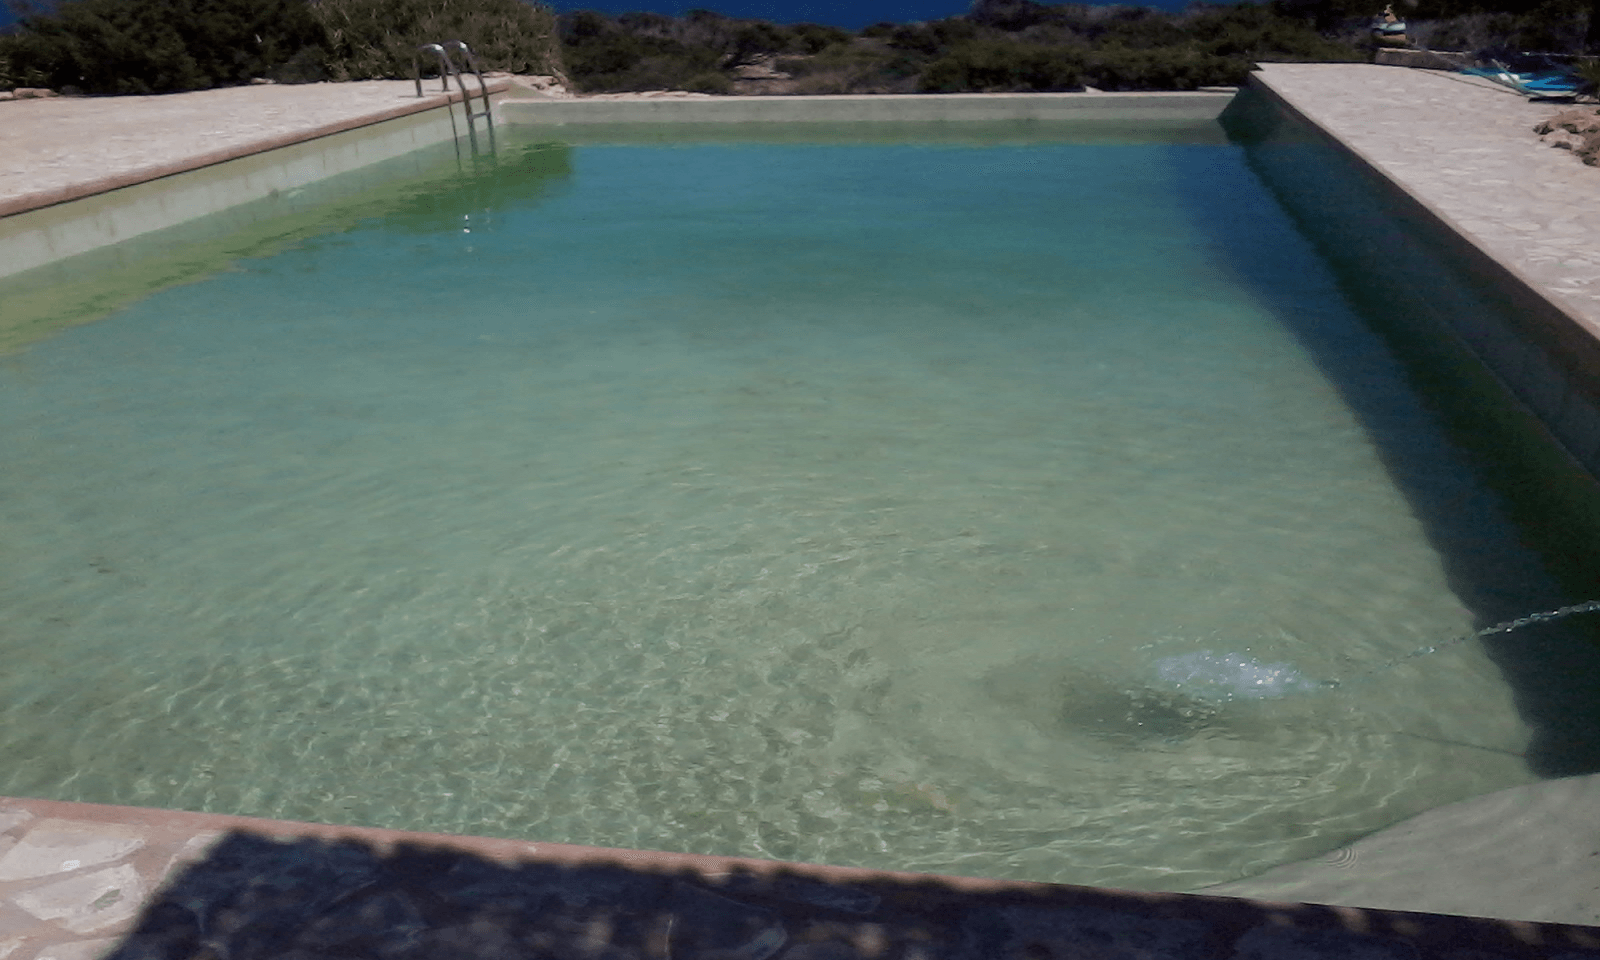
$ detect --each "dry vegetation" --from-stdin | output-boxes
[0,0,1595,96]
[0,0,561,94]
[559,0,1367,95]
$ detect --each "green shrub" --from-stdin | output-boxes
[560,1,1368,96]
[681,69,732,94]
[1090,9,1191,49]
[888,18,980,55]
[919,38,1085,92]
[560,8,850,92]
[1186,2,1365,61]
[0,0,559,93]
[269,43,328,83]
[2,0,325,93]
[1406,0,1590,55]
[315,0,561,82]
[776,40,920,94]
[0,43,24,90]
[729,20,788,59]
[1084,45,1252,90]
[558,11,725,92]
[968,0,1072,32]
[1267,0,1374,32]
[791,23,853,54]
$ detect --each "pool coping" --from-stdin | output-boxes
[0,80,510,220]
[0,80,517,282]
[1245,64,1600,354]
[0,86,1232,285]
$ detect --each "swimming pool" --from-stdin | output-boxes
[2,119,1599,893]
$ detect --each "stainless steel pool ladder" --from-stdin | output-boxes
[414,41,496,156]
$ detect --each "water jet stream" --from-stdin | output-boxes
[1319,599,1600,691]
[1153,600,1600,702]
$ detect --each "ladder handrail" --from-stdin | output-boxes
[412,41,496,157]
[413,43,454,98]
[442,40,494,126]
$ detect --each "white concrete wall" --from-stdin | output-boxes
[2,91,1235,282]
[500,91,1235,126]
[1225,78,1600,482]
[0,105,472,281]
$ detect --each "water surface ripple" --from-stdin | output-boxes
[0,131,1591,891]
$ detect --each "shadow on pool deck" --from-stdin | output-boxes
[96,828,1600,960]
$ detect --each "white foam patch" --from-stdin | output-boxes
[1154,651,1322,700]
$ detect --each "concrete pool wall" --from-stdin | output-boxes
[497,89,1235,124]
[0,80,509,280]
[0,87,1230,284]
[1234,65,1600,488]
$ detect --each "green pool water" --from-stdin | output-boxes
[2,121,1599,892]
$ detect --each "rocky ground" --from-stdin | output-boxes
[0,86,60,101]
[1535,105,1600,165]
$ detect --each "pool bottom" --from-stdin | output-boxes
[3,129,1599,895]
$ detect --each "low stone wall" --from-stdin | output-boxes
[1374,48,1472,70]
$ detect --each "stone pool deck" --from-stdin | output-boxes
[0,79,509,218]
[5,66,1600,958]
[1251,62,1600,337]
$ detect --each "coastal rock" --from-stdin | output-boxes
[10,88,59,99]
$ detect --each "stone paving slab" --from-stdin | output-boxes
[0,79,505,217]
[1251,63,1600,340]
[3,795,1600,960]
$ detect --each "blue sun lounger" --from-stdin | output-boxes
[1461,61,1586,99]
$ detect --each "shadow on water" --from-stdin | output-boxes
[94,829,1593,960]
[1152,87,1600,777]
